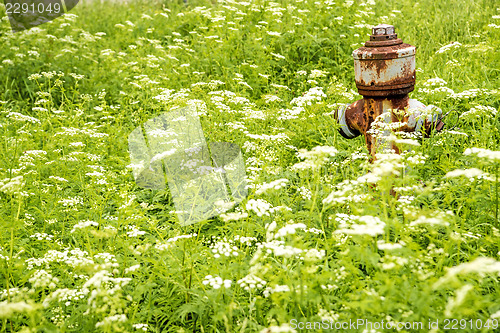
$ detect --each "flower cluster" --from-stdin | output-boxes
[233,235,258,246]
[409,212,452,228]
[263,284,291,297]
[133,323,149,331]
[445,168,492,181]
[126,225,146,237]
[379,255,409,270]
[0,176,25,195]
[71,220,99,233]
[464,147,500,162]
[435,42,462,54]
[292,146,338,171]
[258,240,304,258]
[297,186,312,200]
[237,274,267,291]
[26,248,93,270]
[209,237,239,258]
[333,214,386,237]
[434,257,500,287]
[377,240,405,251]
[30,233,54,241]
[219,211,249,222]
[272,222,307,239]
[255,178,289,195]
[246,199,273,217]
[202,275,232,289]
[154,233,197,251]
[323,179,371,205]
[29,270,59,289]
[290,87,326,107]
[460,105,497,120]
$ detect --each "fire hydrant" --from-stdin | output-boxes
[335,24,444,159]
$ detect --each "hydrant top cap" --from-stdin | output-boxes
[366,23,403,46]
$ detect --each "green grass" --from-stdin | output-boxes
[0,0,499,332]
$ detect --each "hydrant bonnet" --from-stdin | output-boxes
[352,24,416,97]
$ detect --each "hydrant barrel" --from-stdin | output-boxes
[352,24,416,97]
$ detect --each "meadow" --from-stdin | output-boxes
[0,0,499,332]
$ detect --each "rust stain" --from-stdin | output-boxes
[362,97,384,160]
[344,99,365,135]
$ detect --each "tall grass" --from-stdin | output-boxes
[0,0,499,332]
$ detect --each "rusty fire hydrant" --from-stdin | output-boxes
[335,24,444,159]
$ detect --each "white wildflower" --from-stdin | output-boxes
[297,186,312,200]
[210,238,239,258]
[464,147,500,162]
[259,240,303,258]
[434,257,500,288]
[6,112,40,124]
[460,105,497,120]
[0,176,25,195]
[436,42,462,54]
[308,70,328,79]
[290,87,326,107]
[262,95,283,103]
[237,274,267,291]
[303,248,326,262]
[422,77,447,87]
[133,323,149,331]
[273,223,307,239]
[155,233,197,251]
[126,225,146,237]
[270,52,285,60]
[71,220,99,233]
[124,264,141,274]
[292,146,337,171]
[29,270,59,289]
[445,168,489,181]
[255,179,289,195]
[379,255,409,270]
[0,301,37,319]
[246,199,272,217]
[30,233,54,241]
[263,284,291,297]
[95,314,127,328]
[219,211,248,222]
[377,240,405,250]
[409,215,450,227]
[203,275,232,289]
[267,31,281,36]
[334,214,385,236]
